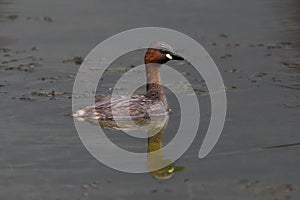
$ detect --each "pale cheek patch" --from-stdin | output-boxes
[166,54,172,60]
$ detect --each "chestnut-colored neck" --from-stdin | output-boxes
[145,63,167,106]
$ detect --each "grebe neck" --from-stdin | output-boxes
[145,64,167,105]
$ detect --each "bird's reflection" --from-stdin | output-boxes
[147,115,185,180]
[74,113,185,180]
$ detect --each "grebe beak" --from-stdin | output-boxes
[167,52,184,61]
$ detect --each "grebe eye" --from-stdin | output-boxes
[167,167,175,173]
[166,53,173,60]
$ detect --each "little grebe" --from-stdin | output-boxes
[72,42,184,127]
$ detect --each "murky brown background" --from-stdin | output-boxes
[0,0,299,199]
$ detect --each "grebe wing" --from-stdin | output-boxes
[74,94,167,121]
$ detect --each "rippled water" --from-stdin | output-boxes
[0,0,299,199]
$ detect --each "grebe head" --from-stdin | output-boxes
[144,42,184,64]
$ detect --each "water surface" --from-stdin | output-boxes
[0,0,299,199]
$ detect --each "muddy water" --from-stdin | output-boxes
[0,0,299,199]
